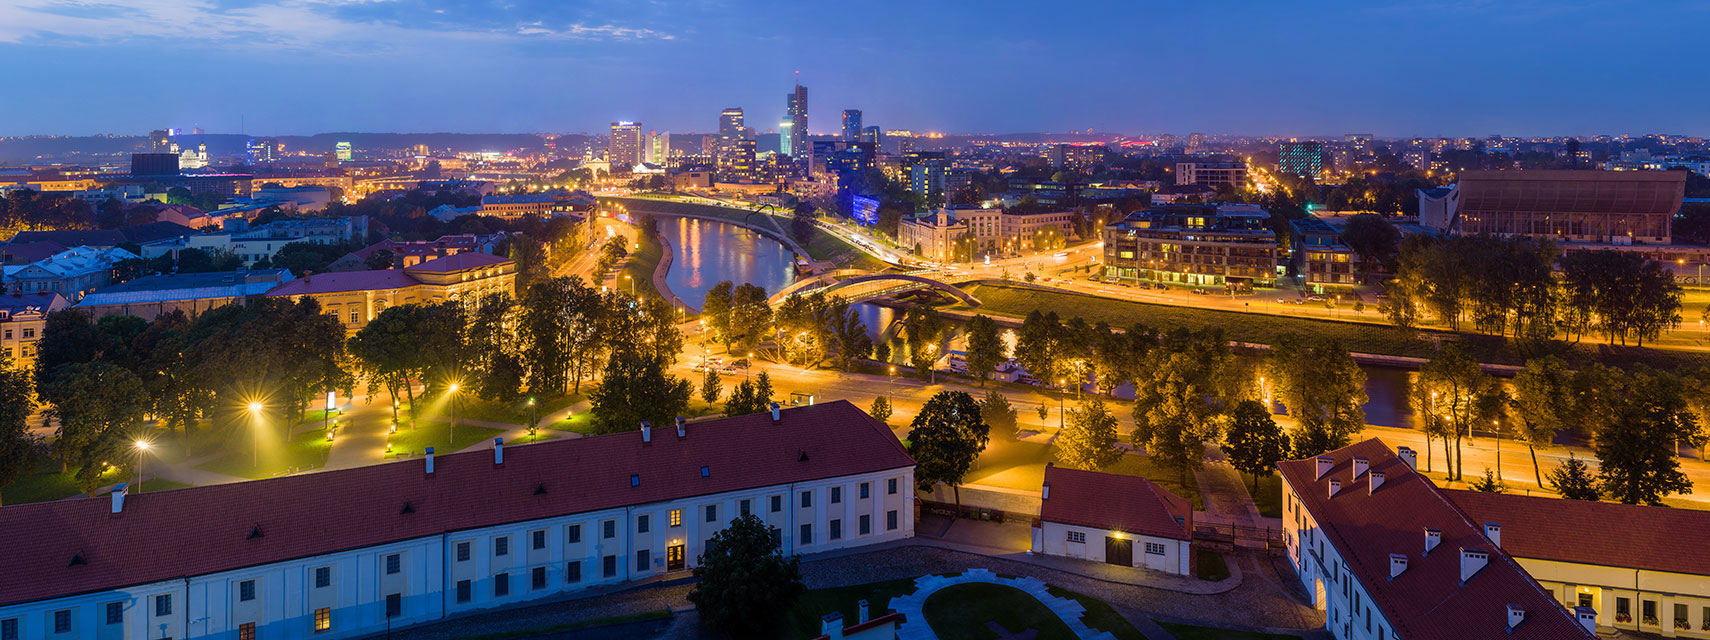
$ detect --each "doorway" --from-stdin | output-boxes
[1104,537,1132,567]
[667,544,686,571]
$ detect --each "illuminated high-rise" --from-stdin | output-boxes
[717,108,748,168]
[645,131,668,165]
[334,141,352,162]
[1278,140,1325,177]
[842,110,862,141]
[785,82,807,162]
[608,121,644,167]
[149,129,171,152]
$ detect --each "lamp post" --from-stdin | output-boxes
[1493,419,1502,479]
[133,440,150,492]
[448,383,461,445]
[527,397,538,442]
[1055,379,1066,431]
[247,402,263,468]
[624,274,635,297]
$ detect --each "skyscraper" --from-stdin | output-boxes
[609,121,644,167]
[149,129,171,152]
[785,82,807,162]
[779,120,794,156]
[717,108,748,169]
[860,126,882,148]
[334,141,352,162]
[645,131,668,165]
[1278,140,1325,177]
[842,110,862,141]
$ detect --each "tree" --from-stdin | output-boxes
[588,350,691,435]
[700,368,722,405]
[1413,346,1503,481]
[729,283,772,352]
[1470,468,1505,493]
[41,362,145,495]
[868,395,892,423]
[1340,213,1400,284]
[1560,250,1684,346]
[1508,356,1574,486]
[1224,400,1289,493]
[1548,454,1601,501]
[978,390,1019,440]
[702,281,735,349]
[364,249,395,270]
[723,372,776,417]
[1013,310,1061,384]
[0,351,34,506]
[1131,351,1225,485]
[906,391,991,511]
[1056,397,1123,470]
[823,296,873,372]
[1266,334,1366,457]
[687,513,805,637]
[963,315,1005,385]
[902,305,946,379]
[1595,389,1696,505]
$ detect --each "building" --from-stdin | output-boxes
[1176,161,1248,188]
[786,83,809,166]
[478,194,567,218]
[716,108,750,170]
[859,126,882,147]
[608,122,644,168]
[330,234,507,271]
[0,402,915,640]
[1101,204,1278,288]
[1051,144,1106,173]
[252,186,334,213]
[1290,217,1357,290]
[1030,464,1192,575]
[1,246,140,301]
[1278,440,1595,639]
[0,293,68,370]
[130,153,179,177]
[1415,186,1458,232]
[149,129,171,152]
[1439,170,1685,244]
[897,207,1077,262]
[267,252,516,331]
[841,110,862,141]
[1149,184,1217,204]
[1279,141,1325,178]
[645,131,669,165]
[75,269,294,321]
[247,138,281,164]
[334,142,353,162]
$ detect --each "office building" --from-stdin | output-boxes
[75,269,294,322]
[1051,144,1106,173]
[779,120,795,156]
[129,153,179,177]
[607,122,644,168]
[645,131,668,165]
[1030,464,1192,576]
[786,82,808,164]
[267,252,515,332]
[1290,217,1357,291]
[1432,170,1684,244]
[1176,161,1248,188]
[897,207,1077,263]
[1101,204,1278,288]
[0,402,914,640]
[247,138,282,164]
[149,129,171,152]
[842,110,862,141]
[0,293,68,371]
[860,126,882,147]
[1279,141,1325,177]
[334,141,353,162]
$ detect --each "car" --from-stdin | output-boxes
[691,363,708,372]
[1307,295,1326,302]
[1053,252,1068,258]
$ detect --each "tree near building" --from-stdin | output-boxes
[962,314,1006,385]
[41,362,146,495]
[1507,356,1574,486]
[587,350,691,435]
[0,352,34,506]
[978,390,1019,440]
[729,283,773,351]
[700,368,722,405]
[902,305,947,379]
[1339,213,1400,284]
[906,390,991,511]
[1132,351,1225,485]
[1266,334,1367,457]
[1548,454,1601,501]
[687,513,805,637]
[702,281,735,349]
[1413,345,1503,481]
[1013,310,1061,385]
[1224,399,1289,493]
[868,395,892,423]
[1595,386,1696,506]
[1056,397,1123,470]
[1470,468,1505,493]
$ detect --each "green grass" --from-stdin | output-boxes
[197,424,334,479]
[449,610,672,640]
[1155,621,1302,640]
[1044,585,1150,640]
[960,283,1710,370]
[923,582,1078,640]
[1195,549,1230,582]
[550,411,598,435]
[386,420,506,456]
[1106,454,1204,511]
[131,478,193,493]
[1242,472,1283,518]
[442,394,582,427]
[0,458,126,505]
[617,225,665,301]
[784,577,918,639]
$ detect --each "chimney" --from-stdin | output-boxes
[1328,478,1341,498]
[1369,470,1385,494]
[1397,446,1418,470]
[1352,456,1369,478]
[769,402,781,422]
[1042,481,1050,500]
[425,447,435,474]
[675,416,686,438]
[111,483,129,514]
[1506,604,1526,632]
[1484,522,1501,548]
[641,421,652,443]
[1315,455,1334,479]
[1459,548,1489,583]
[820,612,844,640]
[1388,554,1407,579]
[493,438,504,465]
[858,600,870,624]
[1573,606,1596,634]
[1424,528,1441,555]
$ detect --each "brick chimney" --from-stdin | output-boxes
[1315,455,1334,479]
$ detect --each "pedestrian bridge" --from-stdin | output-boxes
[769,271,980,307]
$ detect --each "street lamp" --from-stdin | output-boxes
[133,440,150,492]
[624,274,635,297]
[1055,379,1066,431]
[247,401,263,468]
[527,397,538,442]
[448,382,462,445]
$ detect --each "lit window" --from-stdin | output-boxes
[314,608,331,632]
[239,622,255,640]
[669,509,682,527]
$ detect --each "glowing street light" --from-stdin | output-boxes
[133,440,151,492]
[448,382,463,444]
[246,401,264,468]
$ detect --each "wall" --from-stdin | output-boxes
[1033,521,1188,575]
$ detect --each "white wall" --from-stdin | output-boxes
[1281,479,1398,640]
[1032,521,1189,576]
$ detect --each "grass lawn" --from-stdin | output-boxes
[617,225,665,300]
[1195,549,1231,582]
[1105,454,1204,511]
[387,420,506,456]
[1156,621,1302,640]
[133,478,193,493]
[197,424,334,479]
[1242,472,1283,518]
[784,577,918,639]
[1044,585,1150,640]
[449,610,672,640]
[0,458,126,506]
[960,284,1710,370]
[923,583,1077,640]
[549,412,597,435]
[440,393,582,427]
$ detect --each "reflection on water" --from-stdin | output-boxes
[1362,366,1416,429]
[660,216,797,306]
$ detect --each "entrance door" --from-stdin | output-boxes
[1104,537,1132,567]
[667,544,686,571]
[1578,592,1593,608]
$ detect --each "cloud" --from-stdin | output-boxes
[517,21,674,41]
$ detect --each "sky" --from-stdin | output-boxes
[0,0,1706,138]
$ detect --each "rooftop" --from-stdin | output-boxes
[1444,489,1710,577]
[405,251,511,273]
[265,268,420,296]
[1039,464,1191,541]
[77,269,293,306]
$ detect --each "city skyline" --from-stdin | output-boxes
[3,1,1709,138]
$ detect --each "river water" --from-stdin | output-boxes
[661,216,1419,430]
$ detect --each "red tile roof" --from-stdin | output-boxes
[265,269,420,296]
[405,251,510,273]
[809,612,904,640]
[1038,464,1191,541]
[1444,488,1710,577]
[0,401,912,607]
[1278,440,1591,640]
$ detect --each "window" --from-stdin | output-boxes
[567,561,582,584]
[455,580,471,603]
[494,537,509,556]
[669,509,682,527]
[602,555,617,578]
[770,495,782,513]
[1676,604,1689,629]
[636,550,651,572]
[859,514,871,536]
[705,505,717,523]
[313,607,330,632]
[1066,531,1086,544]
[637,515,650,533]
[239,579,256,601]
[830,519,842,541]
[739,499,751,517]
[21,329,32,339]
[603,520,616,539]
[887,478,898,494]
[385,593,401,618]
[800,491,812,508]
[1617,597,1630,618]
[531,530,546,550]
[1644,600,1657,623]
[887,510,899,531]
[348,310,359,324]
[830,487,842,504]
[238,622,255,640]
[493,572,510,597]
[385,553,401,574]
[105,602,122,625]
[532,566,547,590]
[1,618,14,640]
[859,482,870,499]
[314,567,331,589]
[800,523,813,545]
[52,610,71,635]
[567,524,582,544]
[456,542,471,562]
[1145,542,1167,555]
[155,594,172,617]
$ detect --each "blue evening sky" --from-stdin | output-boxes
[0,0,1704,138]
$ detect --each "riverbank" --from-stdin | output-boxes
[610,196,887,271]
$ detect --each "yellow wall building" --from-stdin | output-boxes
[266,253,515,332]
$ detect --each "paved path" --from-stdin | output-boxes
[890,568,1117,640]
[1195,446,1263,525]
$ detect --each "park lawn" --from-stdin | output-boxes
[617,225,665,300]
[1105,454,1204,511]
[784,576,918,639]
[133,478,193,493]
[1043,585,1150,640]
[960,284,1710,371]
[1156,621,1301,640]
[1,459,126,506]
[449,610,672,640]
[197,425,334,479]
[1196,549,1231,582]
[386,421,506,456]
[922,582,1078,640]
[442,393,582,427]
[1242,472,1284,518]
[550,412,597,435]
